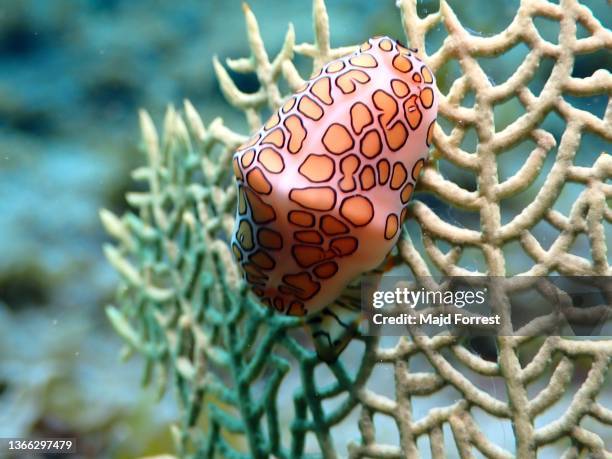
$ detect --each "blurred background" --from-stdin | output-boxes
[0,0,608,457]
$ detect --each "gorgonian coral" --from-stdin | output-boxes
[102,1,611,457]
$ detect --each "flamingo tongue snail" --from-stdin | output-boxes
[231,36,438,361]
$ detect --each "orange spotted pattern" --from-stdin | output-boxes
[231,36,438,316]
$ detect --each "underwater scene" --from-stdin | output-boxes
[1,0,610,458]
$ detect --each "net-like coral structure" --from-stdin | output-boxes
[101,0,611,457]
